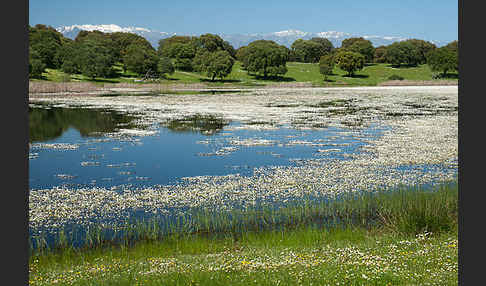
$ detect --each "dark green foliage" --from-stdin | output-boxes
[74,30,117,58]
[77,40,115,79]
[29,49,46,79]
[235,46,249,69]
[310,37,334,56]
[206,51,234,80]
[334,51,365,76]
[56,41,81,74]
[157,36,198,72]
[123,43,159,76]
[340,37,363,49]
[319,54,334,81]
[444,40,458,71]
[426,46,458,76]
[171,43,196,71]
[387,74,404,80]
[384,41,421,67]
[29,24,66,69]
[110,32,155,64]
[342,37,375,63]
[290,39,323,63]
[373,45,387,63]
[242,40,288,78]
[158,57,175,78]
[444,40,458,53]
[157,35,194,58]
[194,50,235,81]
[403,39,437,65]
[222,40,237,58]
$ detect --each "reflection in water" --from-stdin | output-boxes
[29,105,137,142]
[164,114,229,135]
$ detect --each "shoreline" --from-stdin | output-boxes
[28,83,458,99]
[28,80,458,98]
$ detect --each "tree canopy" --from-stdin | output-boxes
[193,50,234,81]
[123,43,159,76]
[76,40,116,79]
[319,54,334,81]
[157,56,175,78]
[290,38,334,63]
[341,37,375,63]
[29,24,66,69]
[403,39,437,65]
[241,40,288,78]
[384,41,421,67]
[157,34,235,72]
[310,37,334,57]
[110,32,155,64]
[426,46,458,76]
[334,51,364,76]
[373,46,387,63]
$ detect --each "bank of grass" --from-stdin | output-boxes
[29,182,458,285]
[30,62,458,92]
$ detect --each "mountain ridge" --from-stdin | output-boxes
[56,24,447,49]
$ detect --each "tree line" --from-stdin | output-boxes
[29,24,458,82]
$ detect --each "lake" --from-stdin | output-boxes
[29,104,389,190]
[28,87,458,242]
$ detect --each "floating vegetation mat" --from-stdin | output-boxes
[29,86,458,238]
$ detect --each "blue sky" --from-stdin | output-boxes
[29,0,458,43]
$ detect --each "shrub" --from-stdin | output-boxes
[387,74,404,80]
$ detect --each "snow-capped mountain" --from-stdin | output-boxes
[56,24,446,49]
[56,24,176,47]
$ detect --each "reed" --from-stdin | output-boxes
[29,181,457,256]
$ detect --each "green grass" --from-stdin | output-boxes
[29,225,457,285]
[32,61,458,88]
[29,183,458,285]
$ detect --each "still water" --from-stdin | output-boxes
[29,105,388,190]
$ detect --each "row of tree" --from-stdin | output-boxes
[29,24,458,81]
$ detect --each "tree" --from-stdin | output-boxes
[243,40,288,78]
[123,43,159,76]
[77,40,115,79]
[445,40,458,53]
[444,40,458,70]
[194,50,234,81]
[171,43,196,71]
[426,47,457,77]
[373,45,387,63]
[29,24,65,69]
[290,39,322,63]
[404,39,437,65]
[319,55,334,81]
[334,51,364,76]
[110,32,155,65]
[56,41,81,74]
[236,46,249,69]
[74,30,117,60]
[158,57,175,78]
[384,41,421,67]
[341,37,375,63]
[310,37,334,57]
[340,37,363,49]
[158,35,194,58]
[29,49,46,79]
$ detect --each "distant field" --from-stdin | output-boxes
[32,61,458,88]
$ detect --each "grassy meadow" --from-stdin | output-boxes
[31,61,458,89]
[29,183,458,285]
